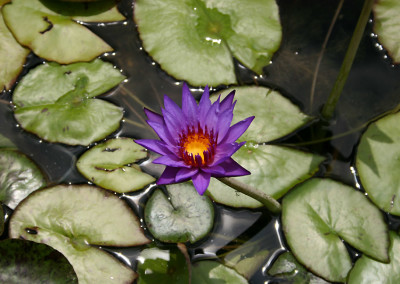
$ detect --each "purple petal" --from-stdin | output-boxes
[215,109,233,143]
[212,158,251,177]
[221,116,255,144]
[153,155,190,168]
[175,167,198,182]
[198,86,211,121]
[134,139,171,156]
[201,165,225,175]
[210,141,246,167]
[181,83,198,124]
[147,120,176,146]
[162,108,184,139]
[203,102,219,131]
[192,171,211,195]
[157,167,179,185]
[144,108,164,124]
[219,91,235,112]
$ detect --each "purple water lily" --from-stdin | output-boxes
[136,84,254,195]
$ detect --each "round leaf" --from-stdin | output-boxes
[282,178,389,282]
[373,0,400,63]
[9,184,150,283]
[13,60,125,146]
[207,144,324,208]
[77,137,155,193]
[145,182,214,243]
[134,0,281,86]
[0,149,46,209]
[348,231,400,284]
[0,10,29,90]
[0,239,77,284]
[213,86,312,143]
[356,112,400,215]
[192,261,248,284]
[2,0,115,63]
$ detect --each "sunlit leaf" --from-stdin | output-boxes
[2,0,124,63]
[0,149,46,209]
[207,144,324,208]
[373,0,400,63]
[145,182,214,243]
[348,231,400,284]
[9,184,150,284]
[77,137,155,193]
[13,59,125,146]
[0,9,29,90]
[282,178,389,282]
[0,239,78,284]
[134,0,281,86]
[356,112,400,215]
[192,261,248,284]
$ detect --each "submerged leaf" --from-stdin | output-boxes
[0,239,78,284]
[13,59,125,145]
[9,184,150,284]
[134,0,281,86]
[77,137,155,193]
[192,261,248,284]
[356,112,400,215]
[282,178,389,282]
[145,182,214,243]
[0,149,46,209]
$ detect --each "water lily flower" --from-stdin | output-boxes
[136,84,254,195]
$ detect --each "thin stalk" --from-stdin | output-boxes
[321,0,375,120]
[217,177,281,214]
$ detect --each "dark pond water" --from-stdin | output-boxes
[1,0,400,283]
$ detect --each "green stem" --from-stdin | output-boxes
[217,177,281,214]
[321,0,375,120]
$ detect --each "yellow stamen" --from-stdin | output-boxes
[183,133,210,162]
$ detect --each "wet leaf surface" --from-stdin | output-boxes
[356,112,400,215]
[134,0,281,86]
[9,184,150,284]
[192,260,248,284]
[145,182,214,243]
[0,149,46,209]
[77,137,155,193]
[0,239,78,284]
[13,59,125,145]
[282,178,389,282]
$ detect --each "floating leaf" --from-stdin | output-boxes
[356,112,400,215]
[13,59,125,145]
[145,182,214,243]
[0,8,29,90]
[282,178,389,282]
[212,86,312,143]
[268,251,329,284]
[137,247,190,284]
[0,149,46,209]
[134,0,281,86]
[2,0,124,63]
[9,184,150,284]
[0,239,78,284]
[77,137,155,193]
[207,144,324,208]
[373,0,400,63]
[192,261,248,284]
[348,231,400,284]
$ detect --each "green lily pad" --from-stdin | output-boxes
[207,144,324,208]
[0,148,46,209]
[137,247,190,284]
[13,59,125,145]
[0,133,16,148]
[0,9,29,90]
[348,231,400,284]
[76,137,155,193]
[356,112,400,215]
[213,86,313,143]
[192,261,248,284]
[0,239,78,284]
[268,251,329,284]
[2,0,124,63]
[145,182,214,243]
[9,184,150,284]
[282,178,389,283]
[134,0,281,86]
[373,0,400,63]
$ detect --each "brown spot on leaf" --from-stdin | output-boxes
[39,16,54,34]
